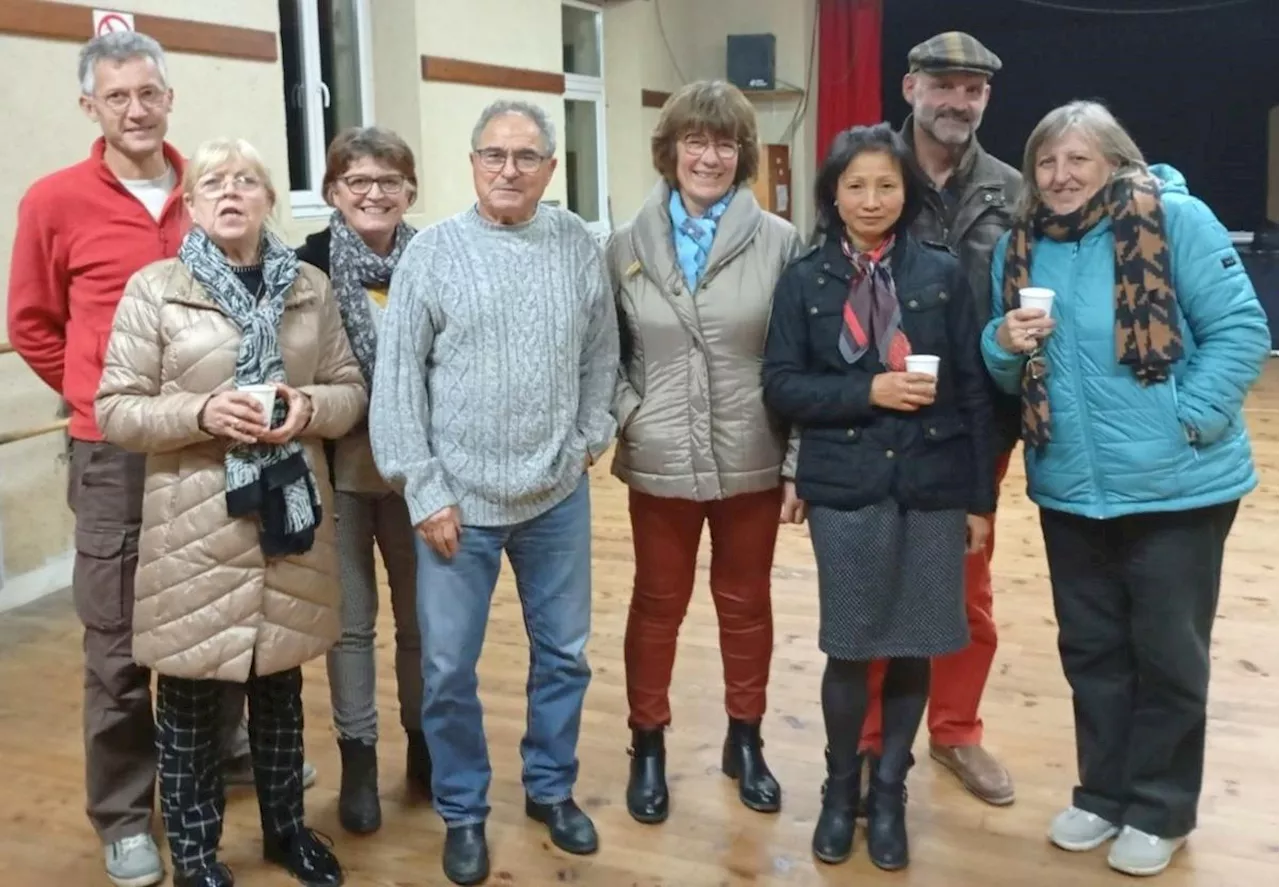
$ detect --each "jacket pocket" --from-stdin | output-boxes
[904,416,972,506]
[71,527,135,631]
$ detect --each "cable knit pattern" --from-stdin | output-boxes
[370,204,619,528]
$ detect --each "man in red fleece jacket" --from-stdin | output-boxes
[6,31,308,887]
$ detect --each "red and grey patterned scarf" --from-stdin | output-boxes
[839,233,912,370]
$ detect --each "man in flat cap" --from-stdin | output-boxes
[858,30,1022,810]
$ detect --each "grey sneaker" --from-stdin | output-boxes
[1107,825,1186,876]
[1048,806,1120,851]
[224,755,318,789]
[104,833,164,887]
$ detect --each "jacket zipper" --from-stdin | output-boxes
[1064,242,1105,517]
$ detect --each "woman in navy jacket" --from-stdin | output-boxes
[762,123,995,871]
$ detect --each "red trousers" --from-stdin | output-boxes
[624,487,783,729]
[860,450,1013,751]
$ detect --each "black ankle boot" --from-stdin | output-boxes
[626,727,668,823]
[857,753,878,819]
[865,754,912,870]
[174,862,235,887]
[406,729,433,800]
[721,718,781,813]
[443,824,489,886]
[263,828,344,886]
[812,749,861,864]
[337,738,381,835]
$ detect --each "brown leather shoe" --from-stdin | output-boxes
[929,743,1015,806]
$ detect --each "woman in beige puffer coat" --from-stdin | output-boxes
[610,81,804,826]
[96,137,363,887]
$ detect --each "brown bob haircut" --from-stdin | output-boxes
[322,125,419,205]
[650,80,759,187]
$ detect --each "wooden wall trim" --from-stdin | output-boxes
[641,89,671,109]
[0,0,277,62]
[421,56,565,95]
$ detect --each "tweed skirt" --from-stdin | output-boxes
[807,499,969,661]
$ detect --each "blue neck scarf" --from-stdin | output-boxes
[669,186,735,292]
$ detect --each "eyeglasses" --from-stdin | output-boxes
[95,86,167,114]
[338,174,408,195]
[680,134,740,160]
[474,148,547,175]
[195,173,265,198]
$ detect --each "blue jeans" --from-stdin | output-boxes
[415,478,593,825]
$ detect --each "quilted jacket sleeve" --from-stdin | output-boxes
[1166,195,1271,445]
[96,269,214,454]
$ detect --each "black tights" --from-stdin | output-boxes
[821,656,930,782]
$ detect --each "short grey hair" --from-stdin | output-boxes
[470,100,557,157]
[1018,100,1148,217]
[78,32,168,95]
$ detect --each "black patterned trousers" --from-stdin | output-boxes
[156,667,306,873]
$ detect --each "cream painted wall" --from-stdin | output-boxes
[414,0,569,221]
[602,0,819,236]
[0,1,290,594]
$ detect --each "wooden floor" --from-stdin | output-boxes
[1,364,1276,887]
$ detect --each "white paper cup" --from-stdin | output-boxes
[1019,286,1056,316]
[237,383,277,420]
[905,354,940,378]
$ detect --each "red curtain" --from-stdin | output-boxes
[815,0,884,164]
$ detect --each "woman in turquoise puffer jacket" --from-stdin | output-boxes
[982,100,1270,880]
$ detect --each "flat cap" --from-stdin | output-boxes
[908,31,1002,77]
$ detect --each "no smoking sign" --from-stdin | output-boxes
[93,9,136,36]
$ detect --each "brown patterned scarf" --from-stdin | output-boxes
[1001,174,1183,448]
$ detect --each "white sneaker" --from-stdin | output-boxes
[1048,805,1120,851]
[104,833,164,887]
[1107,825,1187,876]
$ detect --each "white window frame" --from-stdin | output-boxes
[285,0,376,218]
[561,0,610,236]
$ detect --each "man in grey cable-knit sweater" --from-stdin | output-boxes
[369,99,617,887]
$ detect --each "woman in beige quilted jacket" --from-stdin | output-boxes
[609,80,804,825]
[96,137,364,887]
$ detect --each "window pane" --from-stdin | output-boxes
[562,5,601,78]
[565,99,600,223]
[278,0,312,191]
[318,0,365,141]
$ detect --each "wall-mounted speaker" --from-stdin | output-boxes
[726,34,776,91]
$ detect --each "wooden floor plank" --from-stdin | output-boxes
[0,363,1276,886]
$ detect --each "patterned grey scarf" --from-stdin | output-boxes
[178,226,322,557]
[328,210,416,386]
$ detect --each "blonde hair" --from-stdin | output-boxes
[1017,100,1148,218]
[182,137,278,216]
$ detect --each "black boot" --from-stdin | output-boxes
[174,862,235,887]
[812,749,861,864]
[406,729,433,800]
[720,718,781,813]
[263,828,344,886]
[336,738,381,835]
[442,824,489,886]
[865,754,912,870]
[857,753,878,819]
[525,797,599,855]
[626,727,668,824]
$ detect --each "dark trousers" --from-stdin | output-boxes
[156,667,306,873]
[67,440,249,843]
[1039,500,1239,839]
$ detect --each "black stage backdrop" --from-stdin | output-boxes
[880,0,1278,233]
